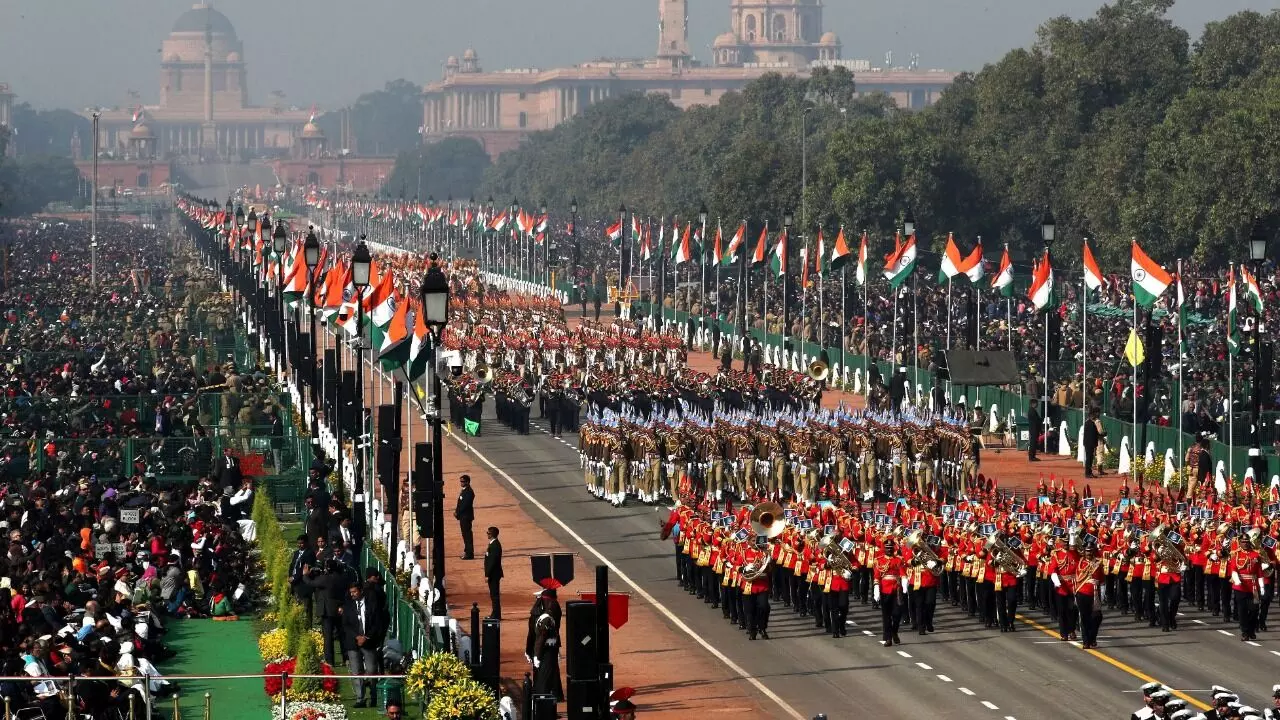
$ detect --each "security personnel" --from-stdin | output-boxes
[546,387,563,437]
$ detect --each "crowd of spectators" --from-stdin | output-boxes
[0,218,279,718]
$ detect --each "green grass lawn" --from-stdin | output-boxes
[158,618,272,720]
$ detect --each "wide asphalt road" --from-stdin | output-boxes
[450,400,1277,718]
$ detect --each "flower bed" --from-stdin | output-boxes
[269,701,347,720]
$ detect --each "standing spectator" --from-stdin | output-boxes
[289,535,316,626]
[267,404,285,471]
[217,446,242,489]
[1027,398,1043,462]
[1083,408,1105,477]
[484,526,503,619]
[342,582,386,708]
[455,474,475,560]
[305,560,346,666]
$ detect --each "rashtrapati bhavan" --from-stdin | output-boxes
[82,3,312,159]
[422,0,958,157]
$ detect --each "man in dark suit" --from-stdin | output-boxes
[217,447,242,489]
[484,526,503,619]
[305,500,329,549]
[1083,408,1105,477]
[455,475,475,560]
[288,535,316,626]
[306,560,347,665]
[341,582,386,708]
[1027,398,1043,462]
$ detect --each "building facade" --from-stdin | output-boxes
[81,3,311,160]
[421,0,956,158]
[0,83,13,157]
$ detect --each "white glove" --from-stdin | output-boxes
[1051,573,1062,588]
[873,586,881,603]
[524,653,533,665]
[533,657,541,669]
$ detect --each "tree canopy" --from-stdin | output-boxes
[476,0,1280,266]
[315,79,423,157]
[382,137,492,201]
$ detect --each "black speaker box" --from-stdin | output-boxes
[564,601,597,678]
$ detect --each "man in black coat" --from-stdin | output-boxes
[288,535,316,625]
[305,500,329,549]
[484,526,503,619]
[216,447,242,489]
[305,560,347,665]
[455,475,475,560]
[1027,398,1043,462]
[342,582,387,708]
[1083,408,1105,477]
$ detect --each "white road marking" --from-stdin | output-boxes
[959,687,976,696]
[982,701,1000,710]
[1271,650,1280,657]
[1217,630,1234,637]
[1006,716,1018,720]
[1247,641,1261,647]
[916,662,932,670]
[447,428,807,720]
[937,675,953,682]
[862,630,873,636]
[897,650,912,658]
[1192,620,1206,625]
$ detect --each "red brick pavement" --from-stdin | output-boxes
[332,333,774,718]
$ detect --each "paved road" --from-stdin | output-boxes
[449,401,1278,718]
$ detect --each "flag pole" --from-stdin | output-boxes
[913,269,920,407]
[1177,258,1184,480]
[715,219,722,353]
[1082,265,1088,440]
[1132,289,1139,488]
[946,276,953,405]
[819,240,825,361]
[1229,262,1235,488]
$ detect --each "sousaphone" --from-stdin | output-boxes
[750,501,786,540]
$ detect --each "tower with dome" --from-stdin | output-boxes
[82,3,312,162]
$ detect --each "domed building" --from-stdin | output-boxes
[83,3,312,160]
[422,0,956,159]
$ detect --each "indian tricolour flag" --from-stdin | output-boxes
[939,233,981,284]
[883,233,917,289]
[721,222,745,266]
[1241,264,1264,312]
[992,245,1013,297]
[1083,239,1104,293]
[1028,249,1054,311]
[854,231,868,286]
[769,229,788,278]
[750,226,769,267]
[674,223,694,265]
[828,227,851,272]
[1131,241,1172,307]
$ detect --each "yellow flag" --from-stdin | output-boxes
[1124,329,1145,367]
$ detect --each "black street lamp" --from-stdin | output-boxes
[304,226,322,442]
[351,237,372,533]
[699,202,709,339]
[1249,220,1269,460]
[420,255,452,616]
[273,219,289,373]
[1039,208,1056,454]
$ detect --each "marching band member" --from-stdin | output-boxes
[1075,536,1105,649]
[875,536,905,647]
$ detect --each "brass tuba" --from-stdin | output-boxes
[808,358,830,382]
[474,363,495,385]
[905,529,944,577]
[983,532,1028,576]
[749,501,787,540]
[1149,524,1188,571]
[819,531,855,579]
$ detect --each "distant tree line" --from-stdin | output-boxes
[468,0,1280,267]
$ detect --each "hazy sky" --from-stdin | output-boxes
[2,0,1278,111]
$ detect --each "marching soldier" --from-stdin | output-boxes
[1075,535,1104,649]
[546,385,563,437]
[875,536,905,647]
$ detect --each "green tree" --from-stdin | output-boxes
[8,104,92,158]
[316,79,424,156]
[383,137,492,200]
[0,155,81,217]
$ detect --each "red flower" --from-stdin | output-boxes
[263,658,299,697]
